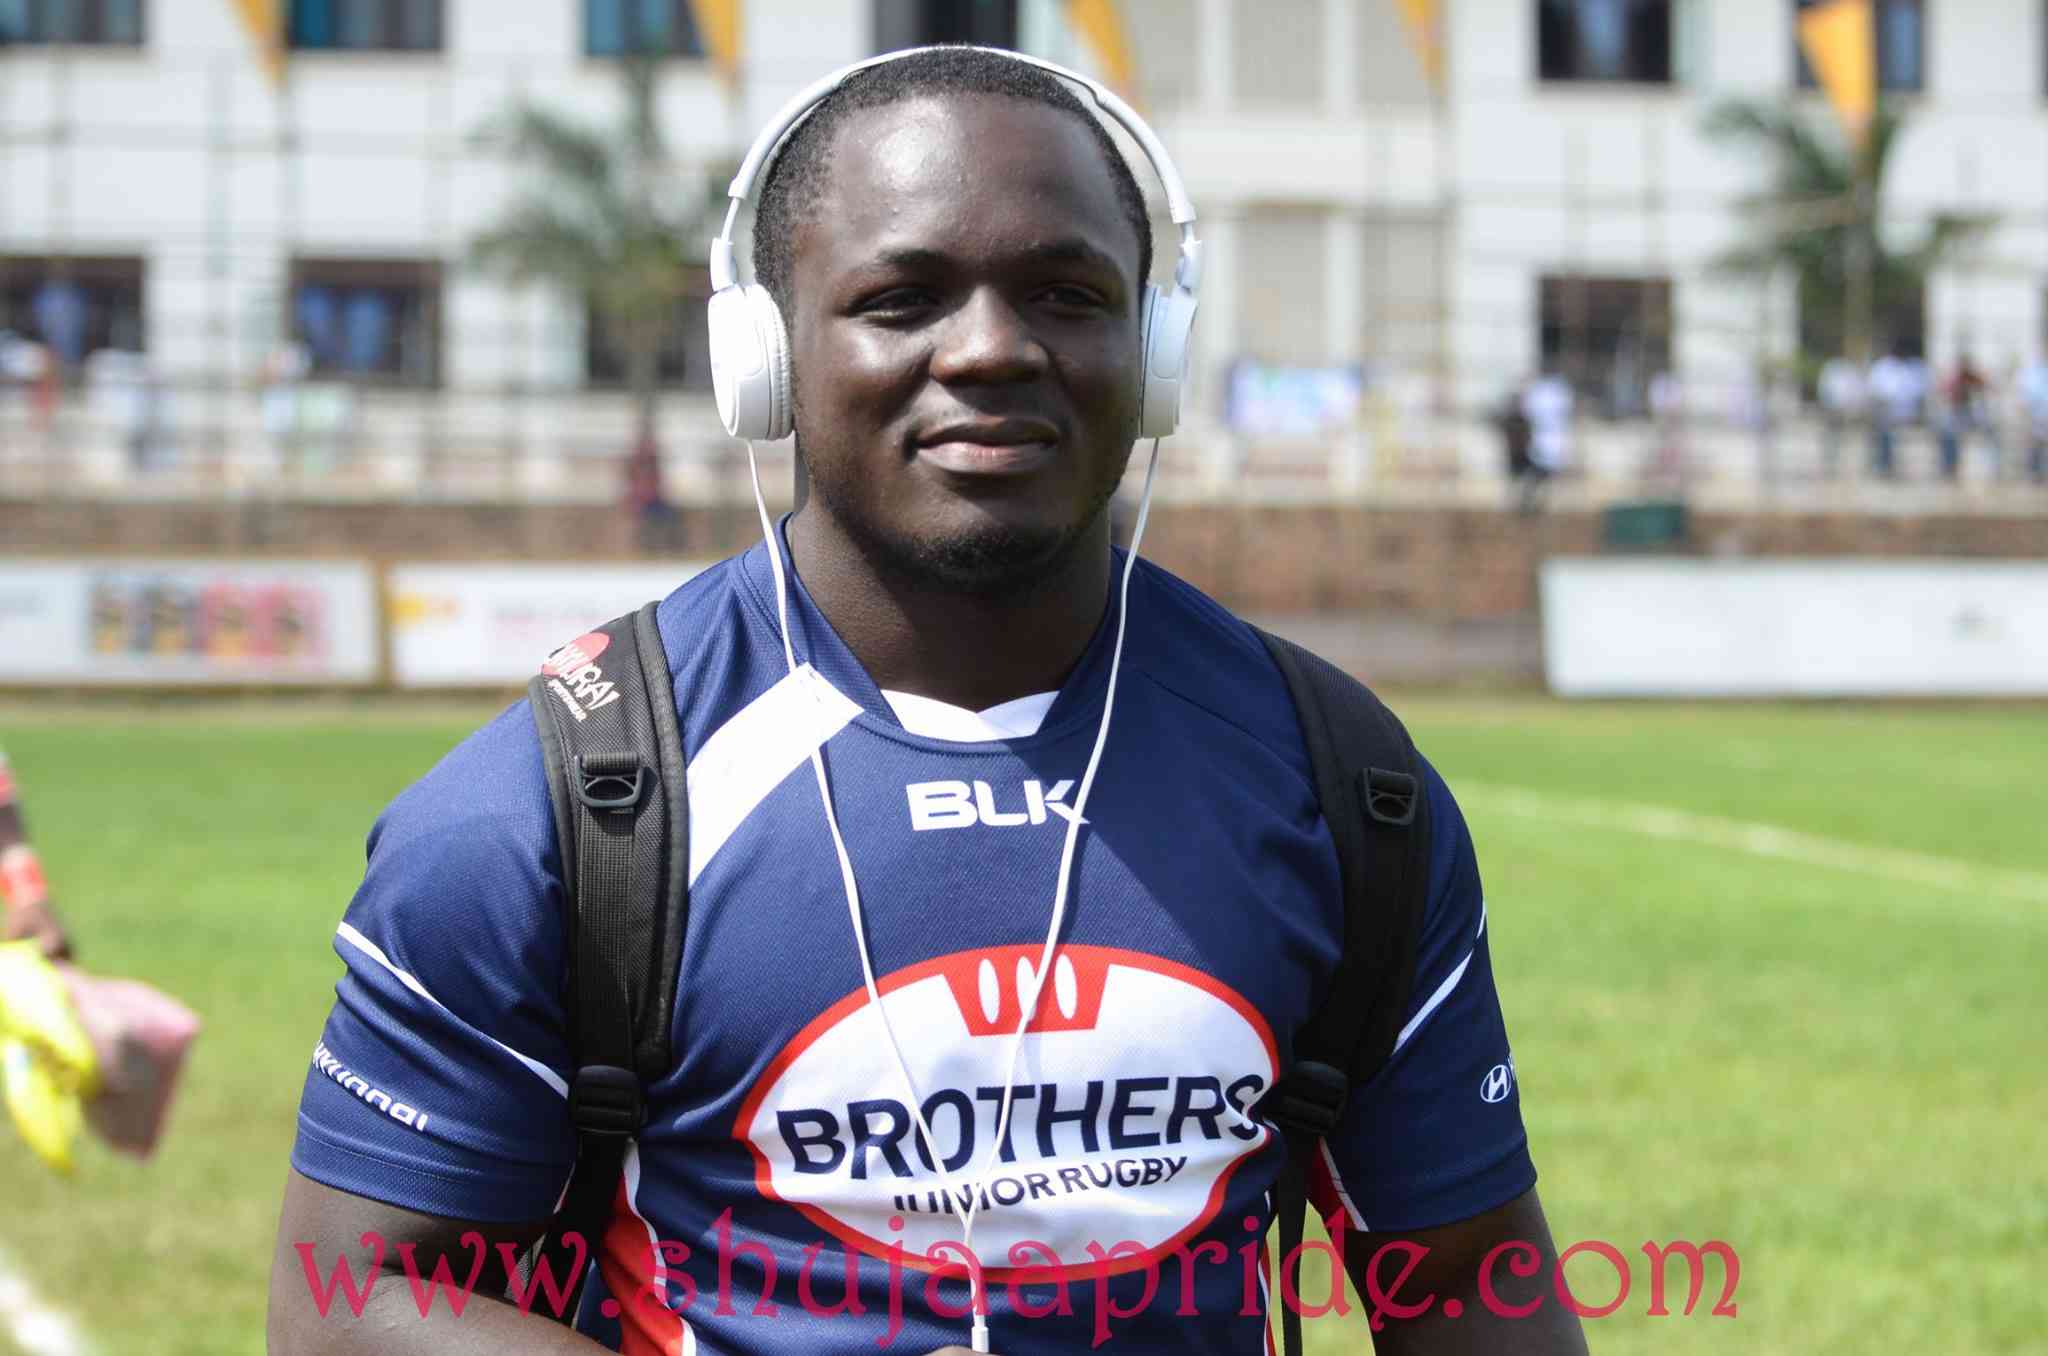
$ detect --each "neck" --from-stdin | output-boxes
[785,506,1114,712]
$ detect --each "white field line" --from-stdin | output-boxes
[1458,781,2048,910]
[0,1246,89,1356]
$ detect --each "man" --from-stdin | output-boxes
[1519,369,1573,510]
[2020,351,2048,483]
[1867,343,1926,479]
[269,48,1585,1355]
[1816,354,1864,480]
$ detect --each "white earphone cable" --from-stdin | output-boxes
[743,438,1162,1354]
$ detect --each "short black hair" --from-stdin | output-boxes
[751,45,1155,317]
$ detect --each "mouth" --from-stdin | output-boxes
[914,419,1061,478]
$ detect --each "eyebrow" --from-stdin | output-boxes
[863,238,1127,277]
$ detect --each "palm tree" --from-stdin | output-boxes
[1702,100,1990,369]
[469,56,716,446]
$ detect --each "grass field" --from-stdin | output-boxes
[1,694,2043,1355]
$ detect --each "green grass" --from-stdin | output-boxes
[1,695,2044,1354]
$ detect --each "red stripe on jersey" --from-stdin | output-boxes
[597,1172,690,1356]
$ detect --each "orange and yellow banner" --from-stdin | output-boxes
[1798,0,1876,143]
[1067,0,1135,99]
[1394,0,1443,93]
[228,0,284,87]
[686,0,741,81]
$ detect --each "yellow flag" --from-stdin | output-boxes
[1798,0,1876,142]
[1394,0,1443,92]
[687,0,741,81]
[1067,0,1135,100]
[228,0,284,87]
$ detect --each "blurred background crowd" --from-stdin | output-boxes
[6,0,2048,519]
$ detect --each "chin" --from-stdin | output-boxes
[894,516,1083,595]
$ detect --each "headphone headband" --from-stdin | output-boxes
[710,44,1200,293]
[705,44,1201,443]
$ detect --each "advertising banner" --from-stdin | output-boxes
[0,559,379,685]
[1543,559,2048,696]
[387,562,709,687]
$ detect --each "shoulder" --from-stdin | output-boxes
[361,699,559,928]
[1123,555,1313,782]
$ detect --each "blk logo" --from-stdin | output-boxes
[1480,1061,1515,1104]
[906,779,1085,831]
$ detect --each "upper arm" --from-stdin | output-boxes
[267,1167,554,1348]
[290,704,577,1229]
[1313,765,1535,1237]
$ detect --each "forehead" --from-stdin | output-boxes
[794,93,1139,279]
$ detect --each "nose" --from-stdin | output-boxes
[928,287,1048,387]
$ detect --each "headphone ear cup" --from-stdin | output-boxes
[1138,283,1197,438]
[747,285,794,442]
[707,284,796,440]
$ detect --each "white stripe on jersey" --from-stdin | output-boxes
[337,921,570,1098]
[685,663,862,887]
[1392,899,1488,1053]
[1318,1138,1369,1232]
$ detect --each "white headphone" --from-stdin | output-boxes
[705,45,1202,443]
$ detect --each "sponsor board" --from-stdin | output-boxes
[388,563,709,687]
[1543,559,2048,696]
[735,944,1277,1280]
[0,560,377,685]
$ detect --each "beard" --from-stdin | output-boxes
[798,442,1127,600]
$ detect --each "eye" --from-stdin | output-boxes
[855,287,937,320]
[1037,284,1108,311]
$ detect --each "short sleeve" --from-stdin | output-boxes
[290,702,577,1222]
[1312,762,1536,1234]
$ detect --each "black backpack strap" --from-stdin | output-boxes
[526,600,690,1322]
[1254,628,1431,1356]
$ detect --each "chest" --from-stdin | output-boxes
[646,719,1338,1274]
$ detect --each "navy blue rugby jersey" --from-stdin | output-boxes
[291,532,1536,1355]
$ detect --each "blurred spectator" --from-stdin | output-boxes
[1817,355,1866,478]
[85,350,169,474]
[1492,385,1535,513]
[622,431,680,554]
[1867,347,1926,479]
[1520,370,1573,510]
[1646,369,1687,489]
[1935,352,1995,481]
[2019,353,2048,483]
[260,341,312,472]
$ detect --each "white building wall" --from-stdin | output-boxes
[4,0,2047,500]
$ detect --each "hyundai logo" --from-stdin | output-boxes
[1480,1063,1515,1104]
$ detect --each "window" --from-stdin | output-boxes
[287,0,441,52]
[289,260,441,386]
[0,0,144,45]
[0,257,145,364]
[1795,0,1922,93]
[872,0,1018,53]
[1240,208,1328,367]
[585,274,715,391]
[584,0,702,57]
[1537,0,1673,84]
[1538,276,1673,417]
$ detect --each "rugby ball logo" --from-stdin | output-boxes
[734,945,1277,1279]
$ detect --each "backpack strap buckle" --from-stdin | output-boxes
[569,1064,644,1137]
[1262,1060,1350,1137]
[572,754,646,812]
[1361,766,1418,826]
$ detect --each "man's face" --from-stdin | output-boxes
[786,94,1145,593]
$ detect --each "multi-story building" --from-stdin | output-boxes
[2,0,2044,502]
